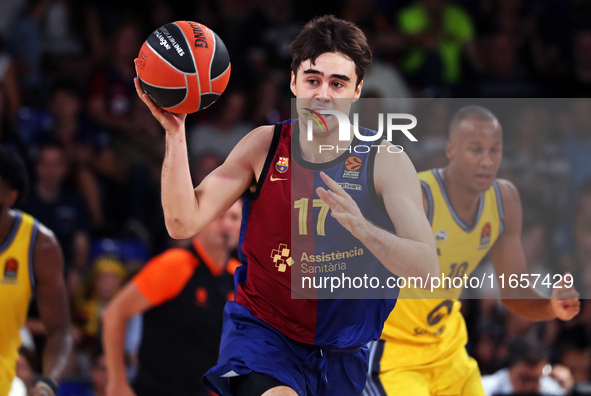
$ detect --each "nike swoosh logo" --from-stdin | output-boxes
[270,175,288,182]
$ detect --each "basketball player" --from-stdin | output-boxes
[364,106,581,396]
[0,147,73,396]
[102,200,242,396]
[134,15,439,396]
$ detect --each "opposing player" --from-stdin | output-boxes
[0,147,73,396]
[135,15,438,396]
[364,106,580,396]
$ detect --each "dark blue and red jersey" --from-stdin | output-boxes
[235,120,398,348]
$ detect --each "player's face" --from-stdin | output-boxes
[447,118,503,193]
[509,362,545,393]
[290,52,363,135]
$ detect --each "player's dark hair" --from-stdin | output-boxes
[290,15,372,87]
[0,147,29,204]
[49,79,81,100]
[449,105,498,135]
[507,338,550,368]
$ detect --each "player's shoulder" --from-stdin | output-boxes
[242,125,276,145]
[232,124,276,159]
[493,178,520,203]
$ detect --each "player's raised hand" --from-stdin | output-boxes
[316,171,368,239]
[550,272,580,321]
[134,59,186,135]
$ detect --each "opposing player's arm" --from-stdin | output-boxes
[33,224,74,393]
[134,76,273,239]
[317,145,438,283]
[490,179,580,321]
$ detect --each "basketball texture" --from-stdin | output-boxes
[136,21,231,114]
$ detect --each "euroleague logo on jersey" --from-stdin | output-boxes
[2,257,18,283]
[480,222,491,247]
[342,156,364,180]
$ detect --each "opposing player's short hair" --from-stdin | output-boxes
[449,105,498,136]
[0,147,29,204]
[290,15,372,87]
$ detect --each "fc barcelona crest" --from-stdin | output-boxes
[276,157,289,173]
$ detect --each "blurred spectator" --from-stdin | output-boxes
[20,143,91,270]
[556,343,591,385]
[396,0,478,90]
[103,200,242,396]
[246,0,302,74]
[556,29,591,97]
[89,352,108,396]
[465,31,541,97]
[20,79,123,234]
[406,100,452,170]
[0,48,22,126]
[188,90,252,160]
[7,0,46,104]
[86,17,141,136]
[559,99,591,199]
[41,0,106,86]
[74,256,127,351]
[481,338,571,395]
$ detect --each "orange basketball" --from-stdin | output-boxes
[136,21,231,114]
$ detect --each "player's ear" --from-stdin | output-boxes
[446,140,454,160]
[352,80,363,102]
[290,71,297,96]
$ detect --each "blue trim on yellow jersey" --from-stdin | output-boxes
[492,180,505,235]
[0,210,22,255]
[420,181,434,225]
[433,169,484,232]
[28,218,39,291]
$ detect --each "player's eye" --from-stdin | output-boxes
[307,78,318,85]
[332,81,344,88]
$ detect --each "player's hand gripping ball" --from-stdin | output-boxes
[136,21,231,114]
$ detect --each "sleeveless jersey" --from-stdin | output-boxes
[0,210,38,395]
[380,168,504,367]
[236,120,398,348]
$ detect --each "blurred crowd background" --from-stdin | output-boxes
[2,0,591,394]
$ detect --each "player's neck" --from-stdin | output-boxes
[296,119,353,163]
[0,209,16,246]
[440,168,482,223]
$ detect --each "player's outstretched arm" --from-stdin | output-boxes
[134,75,274,239]
[103,282,152,396]
[490,179,580,321]
[32,225,74,396]
[317,146,438,284]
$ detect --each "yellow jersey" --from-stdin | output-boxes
[380,169,504,368]
[0,210,38,395]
